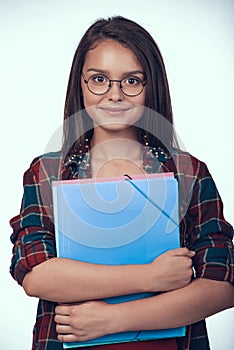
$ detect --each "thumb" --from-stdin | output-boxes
[173,247,196,257]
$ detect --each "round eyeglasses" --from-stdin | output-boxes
[82,74,147,97]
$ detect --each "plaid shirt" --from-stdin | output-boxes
[10,147,234,350]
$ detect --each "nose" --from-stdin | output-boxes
[106,81,124,101]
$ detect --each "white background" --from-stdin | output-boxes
[1,0,233,349]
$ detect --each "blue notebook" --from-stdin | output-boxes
[52,173,185,348]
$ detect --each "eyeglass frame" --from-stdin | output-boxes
[82,74,147,97]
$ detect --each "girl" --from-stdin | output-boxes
[10,16,234,350]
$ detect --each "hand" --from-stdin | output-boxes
[55,301,116,343]
[148,247,195,292]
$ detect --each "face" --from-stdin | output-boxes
[81,39,146,133]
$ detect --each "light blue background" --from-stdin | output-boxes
[1,1,233,349]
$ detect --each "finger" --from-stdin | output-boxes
[56,323,72,334]
[188,250,196,257]
[182,256,195,269]
[187,257,194,267]
[54,314,70,325]
[55,305,71,316]
[58,333,82,343]
[172,247,195,257]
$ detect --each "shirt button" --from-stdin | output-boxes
[226,241,233,249]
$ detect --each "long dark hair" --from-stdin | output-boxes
[62,16,179,155]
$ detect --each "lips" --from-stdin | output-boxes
[98,105,131,115]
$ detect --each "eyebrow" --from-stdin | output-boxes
[86,68,145,76]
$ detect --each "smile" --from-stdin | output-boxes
[98,106,131,116]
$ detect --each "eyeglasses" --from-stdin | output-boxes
[82,74,147,97]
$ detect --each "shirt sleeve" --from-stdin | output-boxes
[185,160,234,284]
[10,157,57,285]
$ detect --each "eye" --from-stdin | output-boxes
[124,77,141,85]
[90,75,108,85]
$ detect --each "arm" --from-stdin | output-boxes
[10,156,194,302]
[55,159,234,342]
[55,278,234,343]
[22,248,195,302]
[116,278,234,331]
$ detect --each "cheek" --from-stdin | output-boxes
[82,93,90,108]
[131,105,145,124]
[133,89,146,108]
[139,89,147,105]
[82,90,102,109]
[81,81,92,108]
[81,84,89,108]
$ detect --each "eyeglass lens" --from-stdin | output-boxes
[86,75,145,96]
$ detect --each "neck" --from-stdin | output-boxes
[90,126,142,161]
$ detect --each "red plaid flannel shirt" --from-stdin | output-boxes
[10,147,234,350]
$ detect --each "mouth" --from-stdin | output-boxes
[98,106,131,116]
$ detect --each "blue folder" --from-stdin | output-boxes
[52,173,185,348]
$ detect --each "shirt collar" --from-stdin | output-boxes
[64,146,171,177]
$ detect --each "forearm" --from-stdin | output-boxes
[22,247,195,303]
[22,257,150,302]
[112,278,234,333]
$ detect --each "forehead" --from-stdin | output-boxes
[83,39,143,74]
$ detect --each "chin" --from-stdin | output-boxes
[100,122,133,132]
